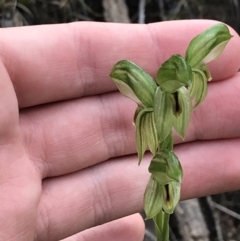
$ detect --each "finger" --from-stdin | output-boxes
[21,73,240,177]
[0,60,41,240]
[35,138,240,240]
[35,155,149,241]
[178,72,240,142]
[148,20,240,81]
[177,139,240,199]
[1,20,239,108]
[60,214,145,241]
[0,56,19,137]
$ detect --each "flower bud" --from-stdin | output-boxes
[144,176,163,219]
[171,86,192,138]
[162,182,181,214]
[189,69,208,108]
[186,23,232,67]
[110,60,157,107]
[135,108,151,164]
[154,87,173,143]
[148,151,183,185]
[156,55,192,93]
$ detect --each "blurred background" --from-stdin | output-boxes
[0,0,240,31]
[0,1,240,240]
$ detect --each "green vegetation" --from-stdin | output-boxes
[110,24,232,241]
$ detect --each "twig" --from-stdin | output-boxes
[74,13,93,21]
[181,0,194,18]
[157,0,166,21]
[78,0,102,17]
[16,2,34,18]
[170,0,183,18]
[144,229,156,241]
[1,0,18,27]
[169,0,193,19]
[175,199,209,241]
[231,0,240,32]
[210,198,240,220]
[59,0,69,9]
[103,0,130,23]
[170,227,178,241]
[138,0,146,23]
[206,196,224,241]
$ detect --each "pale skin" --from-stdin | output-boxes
[0,19,240,241]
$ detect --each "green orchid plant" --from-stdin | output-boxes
[109,23,232,241]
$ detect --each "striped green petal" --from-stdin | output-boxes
[135,108,152,164]
[186,23,232,67]
[144,176,163,219]
[171,86,192,138]
[162,182,181,214]
[189,69,208,108]
[110,60,157,107]
[156,54,192,93]
[148,151,182,185]
[154,87,173,143]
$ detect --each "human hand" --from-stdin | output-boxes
[0,20,239,241]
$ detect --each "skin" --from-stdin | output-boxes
[0,19,240,241]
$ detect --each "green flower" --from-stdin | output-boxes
[156,54,192,93]
[148,151,183,185]
[186,23,232,68]
[110,60,157,107]
[109,23,232,241]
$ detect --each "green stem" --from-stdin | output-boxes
[154,211,170,241]
[159,131,173,151]
[161,212,170,241]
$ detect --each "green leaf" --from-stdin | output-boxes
[200,64,212,81]
[135,108,152,164]
[162,182,181,214]
[186,23,232,67]
[154,211,170,241]
[144,176,163,219]
[146,112,158,155]
[110,60,157,107]
[133,105,144,124]
[156,55,192,93]
[135,108,158,163]
[149,151,183,185]
[165,151,183,182]
[154,87,173,143]
[159,132,173,151]
[171,87,192,138]
[149,154,168,185]
[189,69,208,108]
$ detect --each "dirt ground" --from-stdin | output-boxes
[1,1,240,240]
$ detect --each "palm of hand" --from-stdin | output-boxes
[0,20,240,241]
